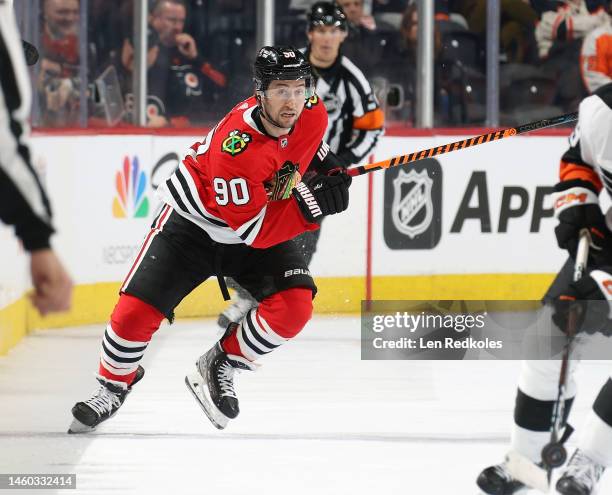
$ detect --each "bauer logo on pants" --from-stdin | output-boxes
[384,159,442,249]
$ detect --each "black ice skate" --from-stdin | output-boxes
[68,366,145,434]
[185,324,256,429]
[477,462,527,495]
[556,449,605,495]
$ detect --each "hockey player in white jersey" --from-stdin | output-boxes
[477,83,612,495]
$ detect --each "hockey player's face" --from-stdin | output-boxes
[307,26,347,66]
[262,80,307,129]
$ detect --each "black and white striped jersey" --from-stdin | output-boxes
[0,4,53,251]
[303,48,384,166]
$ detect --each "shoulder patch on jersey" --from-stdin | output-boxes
[221,130,252,156]
[305,94,320,109]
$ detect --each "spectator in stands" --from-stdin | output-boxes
[338,0,376,29]
[335,0,395,76]
[534,0,608,59]
[580,11,612,93]
[38,0,81,127]
[532,0,608,110]
[120,0,227,127]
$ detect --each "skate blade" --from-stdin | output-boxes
[67,418,96,434]
[185,372,229,430]
[505,451,549,493]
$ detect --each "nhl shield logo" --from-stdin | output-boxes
[392,169,433,239]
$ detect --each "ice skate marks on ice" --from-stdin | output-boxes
[185,371,229,430]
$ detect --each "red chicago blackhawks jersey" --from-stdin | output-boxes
[157,95,328,248]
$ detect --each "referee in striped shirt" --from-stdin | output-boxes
[0,2,71,315]
[305,2,384,171]
[295,1,384,263]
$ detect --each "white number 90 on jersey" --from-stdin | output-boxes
[213,178,251,206]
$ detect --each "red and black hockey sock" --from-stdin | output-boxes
[98,294,164,385]
[222,287,313,361]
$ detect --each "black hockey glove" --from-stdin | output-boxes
[551,268,612,337]
[292,171,352,223]
[554,179,612,264]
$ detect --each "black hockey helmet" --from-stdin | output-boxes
[254,45,313,93]
[308,2,348,31]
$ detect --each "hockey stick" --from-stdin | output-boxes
[541,229,590,475]
[347,112,577,178]
[505,230,590,493]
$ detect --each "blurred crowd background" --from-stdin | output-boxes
[15,0,612,129]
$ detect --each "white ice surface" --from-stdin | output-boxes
[0,315,610,495]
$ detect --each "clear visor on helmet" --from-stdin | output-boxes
[258,79,315,101]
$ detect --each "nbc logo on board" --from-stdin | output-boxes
[112,156,149,218]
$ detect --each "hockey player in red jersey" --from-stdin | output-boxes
[216,2,384,331]
[477,83,612,495]
[68,45,352,432]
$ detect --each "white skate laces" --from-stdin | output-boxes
[83,382,125,416]
[217,361,238,399]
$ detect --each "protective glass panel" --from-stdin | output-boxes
[144,0,256,127]
[29,0,83,127]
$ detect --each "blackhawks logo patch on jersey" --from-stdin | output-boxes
[305,94,319,109]
[222,130,252,156]
[265,161,301,201]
